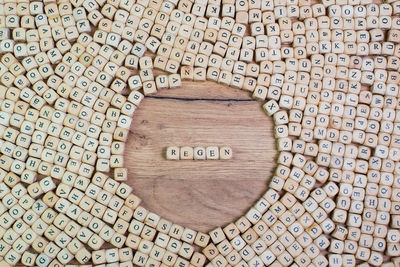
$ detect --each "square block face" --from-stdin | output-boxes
[194,147,206,160]
[166,147,180,160]
[219,147,232,160]
[180,146,194,160]
[206,147,219,160]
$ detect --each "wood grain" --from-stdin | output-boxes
[124,81,277,232]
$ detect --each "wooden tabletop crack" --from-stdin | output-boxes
[146,96,257,102]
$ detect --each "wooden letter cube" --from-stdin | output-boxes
[206,147,219,160]
[166,147,180,160]
[194,147,206,160]
[219,147,232,160]
[180,146,194,160]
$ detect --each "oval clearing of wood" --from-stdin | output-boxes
[125,83,276,232]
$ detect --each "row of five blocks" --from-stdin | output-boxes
[166,146,233,160]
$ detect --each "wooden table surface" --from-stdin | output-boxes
[124,81,276,233]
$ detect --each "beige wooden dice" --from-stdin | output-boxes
[194,147,206,160]
[219,146,233,160]
[180,146,194,160]
[206,147,219,160]
[166,147,180,160]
